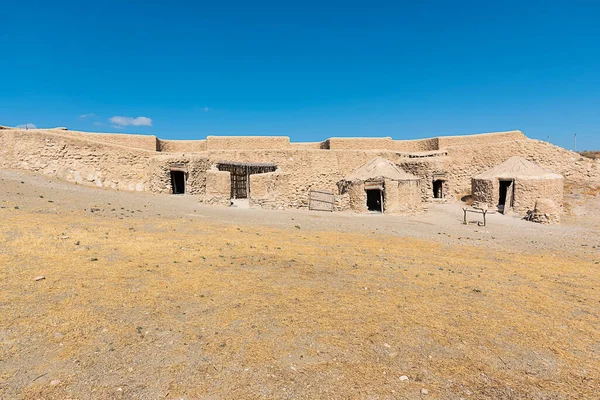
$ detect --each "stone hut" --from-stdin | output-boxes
[337,157,422,214]
[471,156,564,215]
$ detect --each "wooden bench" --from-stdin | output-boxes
[462,207,495,227]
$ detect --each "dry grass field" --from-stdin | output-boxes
[0,171,599,399]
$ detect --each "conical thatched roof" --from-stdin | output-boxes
[343,157,420,182]
[474,156,563,181]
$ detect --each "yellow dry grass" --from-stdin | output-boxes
[0,208,598,399]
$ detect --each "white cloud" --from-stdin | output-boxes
[17,123,36,129]
[93,121,107,127]
[79,113,96,119]
[204,106,210,112]
[109,116,153,127]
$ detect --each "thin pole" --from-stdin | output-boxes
[574,132,577,152]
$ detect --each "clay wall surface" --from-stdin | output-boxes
[384,180,423,214]
[438,130,526,148]
[392,138,439,152]
[158,140,207,153]
[204,169,231,204]
[0,129,153,191]
[290,142,323,149]
[326,137,394,150]
[347,183,368,213]
[206,136,290,150]
[249,171,288,209]
[60,130,158,151]
[513,179,563,213]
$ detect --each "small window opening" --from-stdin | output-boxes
[433,180,444,198]
[171,170,186,194]
[366,189,383,212]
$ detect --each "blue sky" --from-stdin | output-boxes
[1,0,599,150]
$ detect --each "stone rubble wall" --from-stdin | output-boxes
[445,138,600,198]
[57,130,159,151]
[513,179,564,214]
[157,139,207,152]
[205,149,416,210]
[249,170,289,209]
[398,157,447,201]
[383,180,424,214]
[472,177,564,214]
[206,136,291,150]
[147,155,211,194]
[2,128,598,215]
[0,129,153,191]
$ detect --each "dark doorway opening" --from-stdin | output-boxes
[170,171,186,194]
[433,180,444,199]
[498,180,514,212]
[366,189,383,212]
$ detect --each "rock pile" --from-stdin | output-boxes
[524,198,561,224]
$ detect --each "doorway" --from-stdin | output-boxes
[170,170,186,194]
[366,189,383,212]
[498,180,514,212]
[433,180,444,199]
[217,162,277,199]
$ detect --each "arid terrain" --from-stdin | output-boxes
[1,169,599,399]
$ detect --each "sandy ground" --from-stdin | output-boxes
[0,169,599,399]
[1,169,599,255]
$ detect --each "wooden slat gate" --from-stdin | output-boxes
[309,190,335,212]
[217,162,277,199]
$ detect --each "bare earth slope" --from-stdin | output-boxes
[0,169,599,399]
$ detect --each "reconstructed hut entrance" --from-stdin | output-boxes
[217,161,277,199]
[366,189,383,212]
[433,180,444,198]
[170,170,186,194]
[498,179,514,213]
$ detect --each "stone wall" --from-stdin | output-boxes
[444,138,600,198]
[62,130,158,151]
[393,138,439,152]
[2,127,598,214]
[347,183,368,213]
[158,139,207,153]
[326,137,394,150]
[384,180,423,214]
[472,177,563,214]
[205,149,412,210]
[398,157,446,200]
[206,136,291,150]
[250,170,287,209]
[514,179,564,214]
[471,179,494,206]
[0,129,153,191]
[147,155,211,194]
[438,130,526,148]
[203,168,231,205]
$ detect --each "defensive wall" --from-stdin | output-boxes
[1,127,598,212]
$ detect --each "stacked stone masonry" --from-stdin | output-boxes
[1,127,599,217]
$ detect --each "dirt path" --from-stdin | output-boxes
[1,169,599,257]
